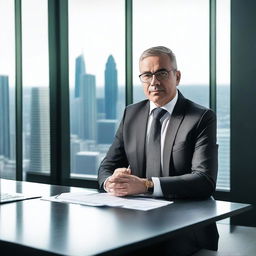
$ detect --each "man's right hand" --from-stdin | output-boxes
[104,167,131,194]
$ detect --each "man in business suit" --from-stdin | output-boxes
[98,46,219,255]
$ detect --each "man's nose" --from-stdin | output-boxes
[150,75,160,86]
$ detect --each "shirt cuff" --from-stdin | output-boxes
[103,177,110,192]
[152,177,164,197]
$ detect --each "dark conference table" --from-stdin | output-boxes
[0,179,252,256]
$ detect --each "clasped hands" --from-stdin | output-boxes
[105,168,147,196]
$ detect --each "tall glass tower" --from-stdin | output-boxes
[29,87,50,172]
[80,74,97,140]
[75,54,86,98]
[0,75,10,159]
[104,55,118,119]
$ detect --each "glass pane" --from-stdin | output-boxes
[133,0,209,108]
[69,0,125,178]
[216,0,230,191]
[22,0,50,178]
[0,0,16,179]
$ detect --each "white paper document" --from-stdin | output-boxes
[42,191,172,211]
[0,192,41,204]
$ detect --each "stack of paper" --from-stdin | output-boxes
[42,191,172,211]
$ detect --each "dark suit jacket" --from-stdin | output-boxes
[98,91,219,250]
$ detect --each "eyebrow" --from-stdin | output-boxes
[141,68,168,75]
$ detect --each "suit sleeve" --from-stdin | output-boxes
[97,110,129,190]
[160,109,218,199]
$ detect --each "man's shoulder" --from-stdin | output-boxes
[125,99,149,112]
[184,98,216,120]
[186,98,209,111]
[122,100,149,124]
[178,92,216,119]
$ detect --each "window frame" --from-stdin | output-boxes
[14,0,230,192]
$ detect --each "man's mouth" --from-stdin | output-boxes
[149,87,165,92]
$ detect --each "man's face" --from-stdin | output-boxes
[139,54,181,107]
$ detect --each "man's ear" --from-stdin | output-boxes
[176,70,181,85]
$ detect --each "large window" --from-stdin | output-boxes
[0,0,16,180]
[1,1,231,192]
[68,0,125,178]
[22,0,50,179]
[133,0,209,107]
[133,0,230,191]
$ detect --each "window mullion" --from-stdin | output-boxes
[125,0,133,106]
[209,0,217,111]
[15,0,23,181]
[48,0,70,185]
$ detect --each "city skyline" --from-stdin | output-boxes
[0,1,230,88]
[0,54,230,189]
[70,54,120,175]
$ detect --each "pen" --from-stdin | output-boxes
[127,165,131,173]
[55,194,61,199]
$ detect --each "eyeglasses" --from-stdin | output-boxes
[139,69,176,83]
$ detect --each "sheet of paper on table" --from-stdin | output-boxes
[42,191,172,211]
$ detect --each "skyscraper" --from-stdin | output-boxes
[104,55,118,119]
[70,96,82,136]
[74,54,86,98]
[0,75,10,159]
[97,119,117,144]
[74,151,99,175]
[80,74,97,140]
[29,87,50,172]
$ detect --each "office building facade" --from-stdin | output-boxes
[97,119,118,145]
[0,75,10,159]
[29,87,50,172]
[74,54,86,98]
[80,74,97,140]
[104,55,118,119]
[74,151,99,175]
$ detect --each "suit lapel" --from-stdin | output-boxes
[135,101,150,178]
[162,91,186,177]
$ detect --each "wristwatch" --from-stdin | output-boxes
[145,178,154,194]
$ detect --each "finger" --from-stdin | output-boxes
[115,173,133,179]
[114,183,128,189]
[115,192,128,197]
[109,182,128,190]
[109,176,130,183]
[113,168,127,175]
[115,175,137,183]
[126,168,131,174]
[110,189,128,197]
[114,172,130,178]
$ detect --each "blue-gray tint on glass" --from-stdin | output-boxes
[178,86,209,108]
[74,55,85,98]
[0,75,10,159]
[80,73,97,140]
[105,55,118,119]
[29,87,50,173]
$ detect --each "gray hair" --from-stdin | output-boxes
[139,46,178,69]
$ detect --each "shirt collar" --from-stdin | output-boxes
[149,90,178,116]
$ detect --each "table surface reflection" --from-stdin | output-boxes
[0,179,252,256]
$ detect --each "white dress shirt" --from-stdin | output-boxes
[147,91,178,197]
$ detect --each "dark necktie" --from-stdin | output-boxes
[146,108,167,178]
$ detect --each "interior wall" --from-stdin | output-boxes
[230,0,256,226]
